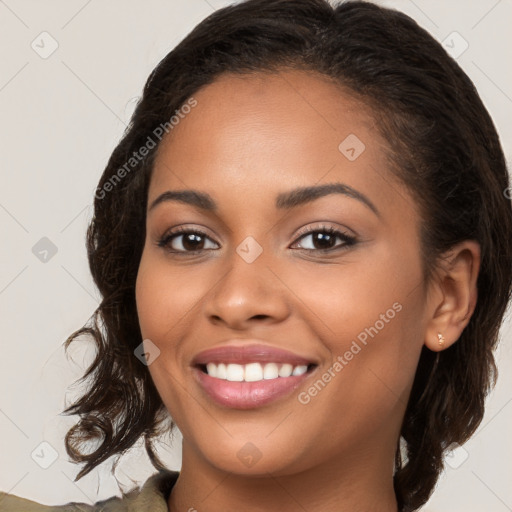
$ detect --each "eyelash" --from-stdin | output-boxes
[156,224,357,256]
[292,225,357,253]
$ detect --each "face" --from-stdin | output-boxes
[135,69,429,477]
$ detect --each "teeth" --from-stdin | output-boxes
[292,365,308,376]
[226,363,244,381]
[217,363,227,379]
[206,362,217,378]
[263,362,279,379]
[203,362,309,381]
[244,362,263,382]
[278,363,293,377]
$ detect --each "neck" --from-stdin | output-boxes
[168,441,398,512]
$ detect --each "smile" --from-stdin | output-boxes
[191,342,319,409]
[203,362,310,381]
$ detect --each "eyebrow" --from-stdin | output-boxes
[276,183,379,216]
[148,182,380,217]
[149,190,216,212]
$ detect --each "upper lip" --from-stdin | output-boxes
[192,342,318,367]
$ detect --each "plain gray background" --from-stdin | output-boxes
[1,1,511,510]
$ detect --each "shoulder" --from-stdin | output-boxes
[0,469,179,512]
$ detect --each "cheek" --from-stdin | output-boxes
[135,250,200,420]
[287,244,425,415]
[135,250,207,340]
[284,242,422,345]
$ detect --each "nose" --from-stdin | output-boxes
[203,245,291,330]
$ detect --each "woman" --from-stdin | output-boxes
[1,0,510,510]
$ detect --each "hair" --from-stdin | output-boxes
[61,0,512,510]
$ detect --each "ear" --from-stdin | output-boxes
[424,240,481,352]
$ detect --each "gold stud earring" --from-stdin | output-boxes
[437,333,445,347]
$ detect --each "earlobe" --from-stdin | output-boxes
[424,331,447,352]
[424,240,481,352]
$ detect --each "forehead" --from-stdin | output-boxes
[149,69,407,216]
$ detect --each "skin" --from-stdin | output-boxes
[135,69,480,512]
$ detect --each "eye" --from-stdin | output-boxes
[157,227,219,253]
[291,225,357,252]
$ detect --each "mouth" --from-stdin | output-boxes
[197,361,317,381]
[191,343,319,409]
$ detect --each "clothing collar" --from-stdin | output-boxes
[96,469,179,512]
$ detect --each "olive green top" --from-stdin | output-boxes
[0,470,179,512]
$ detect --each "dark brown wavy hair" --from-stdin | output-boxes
[61,0,512,510]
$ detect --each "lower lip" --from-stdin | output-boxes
[193,367,314,409]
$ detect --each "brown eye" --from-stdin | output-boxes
[305,231,337,250]
[158,229,219,253]
[292,226,356,252]
[176,232,206,251]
